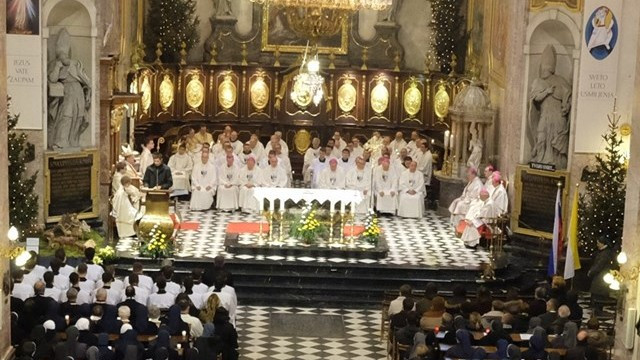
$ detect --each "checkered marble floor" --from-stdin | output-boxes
[116,202,490,268]
[236,306,386,360]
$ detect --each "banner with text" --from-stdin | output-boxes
[575,0,622,153]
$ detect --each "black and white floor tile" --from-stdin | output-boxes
[116,202,490,268]
[236,306,387,360]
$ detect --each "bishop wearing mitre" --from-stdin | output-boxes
[195,125,214,146]
[217,155,239,212]
[303,137,321,184]
[448,167,484,227]
[373,157,398,215]
[238,156,264,213]
[168,144,193,192]
[111,176,140,238]
[318,158,346,190]
[490,171,508,215]
[262,154,288,188]
[346,157,372,214]
[190,149,217,211]
[460,188,495,248]
[397,161,425,218]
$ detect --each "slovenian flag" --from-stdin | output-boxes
[548,187,563,277]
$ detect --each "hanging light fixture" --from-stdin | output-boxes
[291,42,325,107]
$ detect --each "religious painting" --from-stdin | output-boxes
[261,5,349,54]
[466,0,485,67]
[584,6,618,60]
[488,0,507,86]
[6,0,39,35]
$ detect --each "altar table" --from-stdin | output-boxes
[252,187,364,213]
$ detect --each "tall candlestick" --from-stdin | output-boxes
[444,130,450,149]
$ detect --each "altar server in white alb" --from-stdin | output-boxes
[249,134,265,161]
[490,171,508,215]
[389,131,407,156]
[111,176,139,238]
[190,149,218,211]
[303,137,321,184]
[138,138,155,176]
[168,144,194,192]
[414,139,433,186]
[405,131,420,156]
[460,188,496,248]
[351,137,364,159]
[483,165,496,195]
[346,157,373,214]
[274,143,292,186]
[448,167,484,226]
[337,148,354,172]
[238,156,263,213]
[310,147,329,188]
[318,158,346,189]
[262,153,288,188]
[398,161,425,218]
[229,131,243,155]
[217,155,239,211]
[373,157,398,215]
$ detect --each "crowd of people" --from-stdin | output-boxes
[110,126,436,239]
[387,276,610,360]
[11,247,239,360]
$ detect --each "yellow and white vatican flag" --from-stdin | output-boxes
[564,187,581,280]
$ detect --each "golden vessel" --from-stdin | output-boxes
[136,190,175,244]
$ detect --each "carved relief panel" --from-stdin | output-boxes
[400,76,425,125]
[211,70,240,119]
[182,69,206,119]
[246,69,274,121]
[366,73,394,126]
[334,72,363,123]
[156,70,176,120]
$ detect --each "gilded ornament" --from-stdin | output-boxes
[434,83,451,119]
[110,105,126,135]
[370,79,389,115]
[159,74,174,111]
[292,79,312,108]
[218,74,237,110]
[403,81,422,117]
[337,79,357,113]
[185,74,204,109]
[140,74,151,114]
[620,123,632,136]
[250,76,270,111]
[294,130,312,155]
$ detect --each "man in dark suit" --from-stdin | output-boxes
[143,153,173,189]
[60,288,91,327]
[588,237,616,299]
[117,286,149,332]
[390,298,415,331]
[92,288,119,333]
[527,287,548,318]
[24,281,56,329]
[538,299,559,333]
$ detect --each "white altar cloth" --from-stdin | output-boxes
[252,187,364,212]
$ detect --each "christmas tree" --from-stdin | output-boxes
[144,0,200,63]
[428,0,465,73]
[578,110,627,256]
[7,98,39,238]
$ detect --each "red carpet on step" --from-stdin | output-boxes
[226,222,365,236]
[170,214,200,231]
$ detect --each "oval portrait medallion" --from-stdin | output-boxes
[218,74,237,110]
[434,83,451,119]
[159,74,174,111]
[250,76,270,111]
[140,74,152,114]
[370,80,389,115]
[337,79,357,113]
[185,74,204,109]
[404,82,422,117]
[291,79,312,109]
[294,129,312,155]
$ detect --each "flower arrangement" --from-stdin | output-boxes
[94,246,117,265]
[140,225,174,259]
[290,203,326,244]
[361,210,381,246]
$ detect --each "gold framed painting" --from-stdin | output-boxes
[466,0,486,68]
[488,0,507,86]
[529,0,583,12]
[261,5,349,54]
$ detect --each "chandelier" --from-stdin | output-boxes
[291,43,325,107]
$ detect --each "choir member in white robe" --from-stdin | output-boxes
[138,139,155,176]
[249,134,265,161]
[112,162,127,193]
[448,167,484,226]
[373,158,398,215]
[216,155,239,211]
[168,144,194,191]
[190,150,218,211]
[415,140,433,186]
[274,143,293,186]
[239,142,254,165]
[461,189,496,248]
[211,134,228,158]
[338,148,354,172]
[364,132,383,153]
[351,137,364,159]
[215,145,241,169]
[489,171,508,215]
[194,126,214,146]
[405,131,420,157]
[372,137,391,164]
[397,162,425,218]
[111,176,139,238]
[483,165,496,195]
[264,133,290,155]
[389,131,408,156]
[262,155,288,188]
[238,157,264,213]
[303,138,321,184]
[229,131,243,155]
[330,132,347,158]
[318,159,346,189]
[310,148,329,188]
[346,157,373,214]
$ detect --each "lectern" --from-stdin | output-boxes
[137,189,175,242]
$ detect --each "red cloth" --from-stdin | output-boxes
[226,222,270,234]
[170,214,200,231]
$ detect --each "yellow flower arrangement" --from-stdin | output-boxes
[140,227,174,259]
[361,210,381,245]
[291,203,326,244]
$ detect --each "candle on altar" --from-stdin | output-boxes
[444,130,450,149]
[449,134,454,151]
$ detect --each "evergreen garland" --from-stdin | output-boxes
[144,0,200,63]
[428,0,465,73]
[578,115,627,256]
[7,97,39,238]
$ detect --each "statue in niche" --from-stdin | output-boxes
[527,45,571,169]
[467,123,483,170]
[214,0,233,17]
[47,28,92,150]
[379,0,403,23]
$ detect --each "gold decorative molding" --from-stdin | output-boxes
[337,78,357,114]
[529,0,583,12]
[403,77,422,117]
[250,73,270,112]
[110,104,126,135]
[434,81,451,120]
[370,77,389,115]
[159,74,174,111]
[218,73,237,110]
[140,72,152,114]
[294,130,312,155]
[185,73,204,110]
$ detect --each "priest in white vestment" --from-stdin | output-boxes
[112,162,127,193]
[274,143,292,186]
[405,131,420,157]
[318,158,346,190]
[303,137,321,184]
[215,145,241,169]
[238,157,263,213]
[262,155,288,188]
[111,176,139,238]
[338,148,354,172]
[398,162,425,218]
[249,134,265,161]
[123,153,139,179]
[490,171,508,215]
[217,155,239,211]
[211,134,227,157]
[415,140,433,186]
[239,142,254,165]
[364,132,383,153]
[190,150,218,211]
[138,139,155,177]
[351,137,364,159]
[229,131,243,155]
[389,131,407,156]
[264,133,289,155]
[373,158,398,215]
[483,165,496,195]
[330,132,348,158]
[461,188,496,248]
[310,148,329,188]
[168,144,194,192]
[449,167,484,226]
[346,157,373,214]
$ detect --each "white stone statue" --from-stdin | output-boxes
[215,0,233,16]
[379,0,403,22]
[467,123,482,170]
[47,28,92,149]
[527,45,571,169]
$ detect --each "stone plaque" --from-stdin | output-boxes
[512,165,568,239]
[45,150,99,222]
